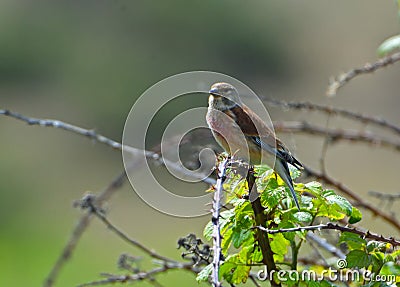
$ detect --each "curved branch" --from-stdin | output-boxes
[326,51,400,97]
[274,121,400,151]
[265,99,400,136]
[256,222,400,247]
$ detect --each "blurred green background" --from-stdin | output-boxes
[1,1,400,286]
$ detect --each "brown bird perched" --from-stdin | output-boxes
[206,82,302,210]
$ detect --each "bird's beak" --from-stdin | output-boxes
[209,88,221,97]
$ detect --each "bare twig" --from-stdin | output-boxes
[211,158,229,287]
[0,109,126,151]
[77,261,198,287]
[0,109,216,185]
[306,231,346,260]
[265,99,400,136]
[326,51,400,97]
[274,121,400,151]
[369,190,400,200]
[319,117,331,175]
[43,170,127,287]
[74,194,203,287]
[76,194,176,263]
[255,222,400,247]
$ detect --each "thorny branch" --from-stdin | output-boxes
[75,194,201,286]
[0,109,215,186]
[211,158,229,287]
[256,222,400,247]
[43,170,128,287]
[264,98,400,136]
[274,121,400,151]
[326,51,400,97]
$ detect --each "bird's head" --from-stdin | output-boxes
[208,82,242,110]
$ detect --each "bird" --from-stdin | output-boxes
[206,82,302,210]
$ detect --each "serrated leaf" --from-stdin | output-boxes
[196,263,213,282]
[293,211,313,223]
[324,192,352,216]
[305,181,323,195]
[346,250,371,268]
[349,206,362,224]
[260,186,284,209]
[378,34,400,57]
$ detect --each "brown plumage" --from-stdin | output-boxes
[206,82,302,210]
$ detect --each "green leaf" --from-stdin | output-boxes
[378,34,400,57]
[380,262,400,276]
[305,280,323,287]
[293,211,313,223]
[220,260,236,282]
[346,250,371,268]
[221,227,233,253]
[203,221,213,241]
[339,232,366,250]
[277,220,296,241]
[289,164,301,180]
[232,228,251,249]
[254,165,273,175]
[231,214,253,249]
[239,244,262,264]
[204,209,235,241]
[235,201,253,221]
[370,251,385,273]
[260,186,285,209]
[349,206,362,224]
[305,181,323,195]
[324,191,352,216]
[270,233,290,256]
[231,264,250,283]
[220,256,250,284]
[196,263,213,282]
[367,241,390,253]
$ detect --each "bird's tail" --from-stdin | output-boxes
[275,159,301,211]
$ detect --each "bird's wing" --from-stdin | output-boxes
[238,105,303,169]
